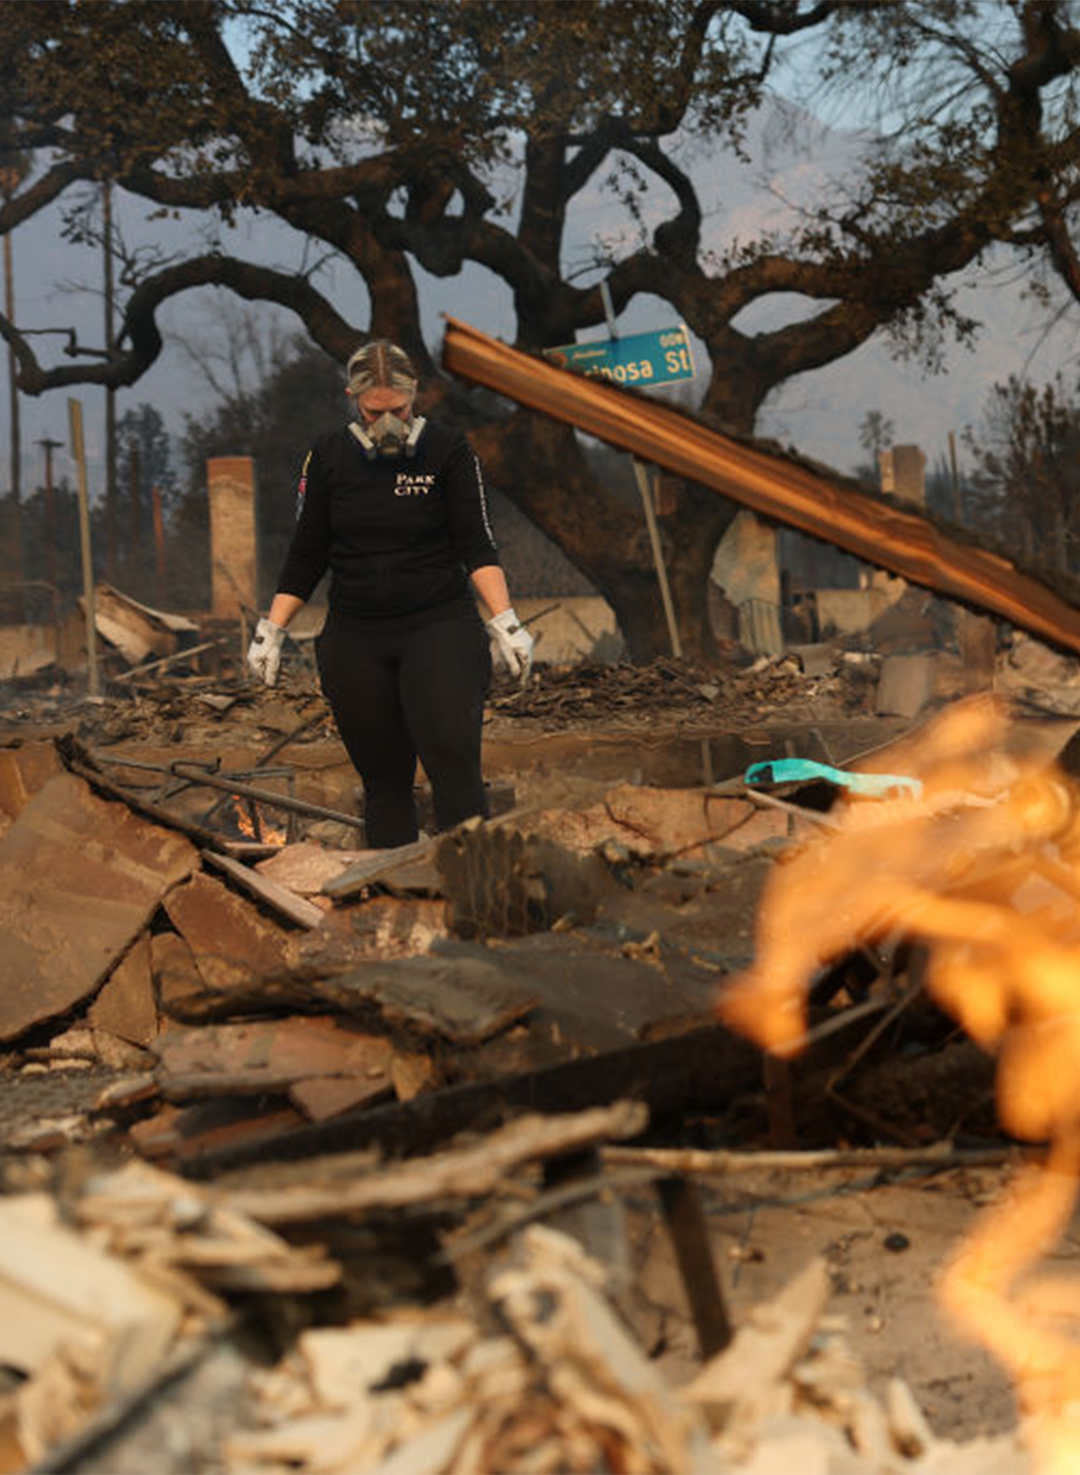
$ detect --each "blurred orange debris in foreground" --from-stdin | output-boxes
[719,695,1080,1473]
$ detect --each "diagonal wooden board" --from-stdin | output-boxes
[442,316,1080,655]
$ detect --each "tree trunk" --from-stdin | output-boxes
[471,410,739,662]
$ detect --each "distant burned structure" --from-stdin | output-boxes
[207,457,258,618]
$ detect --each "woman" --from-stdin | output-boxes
[246,339,533,848]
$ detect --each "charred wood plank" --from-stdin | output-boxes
[656,1175,733,1358]
[202,849,327,929]
[180,1021,762,1179]
[211,1102,649,1225]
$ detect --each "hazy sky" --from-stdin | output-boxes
[3,92,1078,503]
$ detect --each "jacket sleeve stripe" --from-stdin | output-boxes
[471,450,498,552]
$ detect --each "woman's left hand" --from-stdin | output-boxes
[487,608,534,682]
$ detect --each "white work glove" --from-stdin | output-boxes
[246,616,287,687]
[487,607,534,682]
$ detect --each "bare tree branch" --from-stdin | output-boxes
[0,255,357,394]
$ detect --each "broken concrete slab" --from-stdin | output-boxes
[151,931,211,1021]
[597,855,773,974]
[875,652,938,719]
[288,1075,394,1122]
[154,1016,395,1102]
[89,933,159,1048]
[521,784,759,860]
[151,919,315,1026]
[310,939,542,1047]
[473,929,726,1055]
[0,741,62,830]
[311,926,728,1060]
[0,772,198,1044]
[163,873,293,994]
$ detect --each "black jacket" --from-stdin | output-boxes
[276,420,500,617]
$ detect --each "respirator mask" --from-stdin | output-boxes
[363,410,411,455]
[348,409,427,460]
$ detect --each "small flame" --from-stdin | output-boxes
[228,797,288,847]
[719,696,1080,1471]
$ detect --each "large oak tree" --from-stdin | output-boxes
[3,0,1080,657]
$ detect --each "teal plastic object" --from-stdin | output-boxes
[744,757,922,799]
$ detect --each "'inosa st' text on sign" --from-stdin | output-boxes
[543,325,695,387]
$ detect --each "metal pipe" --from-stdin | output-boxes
[632,458,682,657]
[111,639,223,683]
[595,283,682,658]
[38,437,62,645]
[165,761,363,830]
[67,397,99,696]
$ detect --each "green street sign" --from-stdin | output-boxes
[544,324,695,387]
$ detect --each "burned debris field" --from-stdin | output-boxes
[3,631,1080,1474]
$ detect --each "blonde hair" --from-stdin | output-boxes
[346,340,418,397]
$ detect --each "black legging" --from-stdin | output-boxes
[316,598,492,848]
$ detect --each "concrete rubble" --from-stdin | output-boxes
[4,630,1080,1471]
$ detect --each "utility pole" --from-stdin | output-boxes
[37,436,61,611]
[127,437,141,591]
[948,430,962,522]
[0,156,26,618]
[103,176,118,582]
[151,484,167,589]
[68,398,99,697]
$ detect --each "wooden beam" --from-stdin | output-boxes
[441,317,1080,656]
[180,1021,763,1178]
